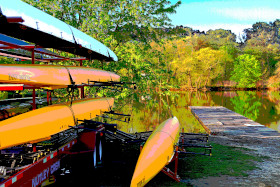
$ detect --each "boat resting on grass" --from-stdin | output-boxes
[130,117,180,187]
[0,64,120,89]
[0,97,114,150]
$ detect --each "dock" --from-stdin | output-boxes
[189,106,280,186]
[189,106,280,138]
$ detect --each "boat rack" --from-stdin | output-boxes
[0,128,78,182]
[89,81,136,88]
[105,129,142,144]
[89,111,142,144]
[160,133,212,183]
[134,131,153,140]
[0,117,119,186]
[99,111,131,123]
[134,131,212,156]
[179,133,212,156]
[77,119,117,132]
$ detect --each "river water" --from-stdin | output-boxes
[1,90,279,133]
[116,91,280,134]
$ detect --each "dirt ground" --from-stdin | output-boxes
[185,135,280,187]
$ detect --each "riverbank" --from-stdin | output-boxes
[168,86,271,92]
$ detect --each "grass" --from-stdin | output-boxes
[178,142,265,179]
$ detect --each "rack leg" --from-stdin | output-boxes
[50,91,52,105]
[161,147,180,182]
[80,87,85,99]
[33,144,37,152]
[47,91,50,105]
[32,89,36,110]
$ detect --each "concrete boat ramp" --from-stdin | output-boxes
[188,106,280,186]
[189,106,280,138]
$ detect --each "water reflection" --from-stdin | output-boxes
[230,91,262,121]
[210,91,280,132]
[115,90,280,133]
[115,91,215,134]
[1,90,280,133]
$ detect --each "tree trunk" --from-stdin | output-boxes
[187,71,193,88]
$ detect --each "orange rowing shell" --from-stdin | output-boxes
[0,64,120,89]
[131,117,180,187]
[0,97,114,150]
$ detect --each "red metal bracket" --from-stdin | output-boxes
[0,84,24,91]
[6,17,24,23]
[161,146,180,182]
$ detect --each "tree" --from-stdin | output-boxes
[23,0,182,47]
[193,47,225,88]
[231,54,262,88]
[206,29,237,49]
[168,38,195,87]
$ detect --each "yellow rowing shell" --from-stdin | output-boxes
[131,117,180,187]
[0,64,120,89]
[0,97,114,150]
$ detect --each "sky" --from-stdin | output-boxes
[169,0,280,40]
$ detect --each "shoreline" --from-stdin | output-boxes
[168,86,273,92]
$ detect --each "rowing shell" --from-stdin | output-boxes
[130,117,180,187]
[0,0,118,61]
[0,64,120,89]
[0,97,114,150]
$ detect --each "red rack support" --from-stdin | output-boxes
[0,84,24,91]
[6,16,24,23]
[80,86,85,98]
[32,89,36,110]
[161,146,180,182]
[47,91,52,105]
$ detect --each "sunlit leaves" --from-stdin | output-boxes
[231,54,262,88]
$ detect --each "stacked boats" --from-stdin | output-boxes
[0,97,115,150]
[0,64,120,151]
[0,0,121,151]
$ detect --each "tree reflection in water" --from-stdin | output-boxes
[115,90,280,133]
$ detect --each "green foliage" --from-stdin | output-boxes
[0,57,16,64]
[206,29,236,49]
[0,91,8,100]
[231,54,262,88]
